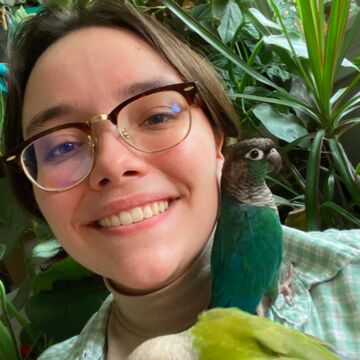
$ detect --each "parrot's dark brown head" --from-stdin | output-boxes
[222,138,282,188]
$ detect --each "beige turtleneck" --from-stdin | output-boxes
[105,239,212,359]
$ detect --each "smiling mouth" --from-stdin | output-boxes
[96,200,170,228]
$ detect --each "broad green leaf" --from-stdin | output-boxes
[238,3,271,36]
[271,0,300,33]
[26,276,108,343]
[264,34,358,69]
[32,239,61,259]
[0,178,32,257]
[264,34,308,57]
[188,4,213,28]
[217,0,242,44]
[212,0,229,21]
[248,8,281,30]
[32,256,92,293]
[239,21,259,41]
[253,103,308,143]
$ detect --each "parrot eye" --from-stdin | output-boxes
[245,149,264,161]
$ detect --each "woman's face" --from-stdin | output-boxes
[22,27,224,294]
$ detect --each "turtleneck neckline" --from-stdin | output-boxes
[105,238,212,344]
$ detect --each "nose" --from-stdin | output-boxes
[88,122,149,190]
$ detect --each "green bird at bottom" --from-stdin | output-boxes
[127,308,342,360]
[211,138,283,313]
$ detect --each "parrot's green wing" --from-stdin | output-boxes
[211,193,283,312]
[191,308,340,360]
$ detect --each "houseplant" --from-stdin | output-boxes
[153,0,360,230]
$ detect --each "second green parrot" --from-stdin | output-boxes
[128,307,342,360]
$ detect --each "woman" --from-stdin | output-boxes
[2,1,360,359]
[4,0,239,358]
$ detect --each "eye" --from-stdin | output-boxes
[245,148,264,161]
[144,111,175,126]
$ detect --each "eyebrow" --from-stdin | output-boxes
[122,79,177,98]
[24,103,75,138]
[24,78,179,137]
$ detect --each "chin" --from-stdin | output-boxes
[110,253,183,294]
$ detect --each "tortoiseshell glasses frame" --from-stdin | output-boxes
[2,82,198,192]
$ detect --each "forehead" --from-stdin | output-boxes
[22,26,182,136]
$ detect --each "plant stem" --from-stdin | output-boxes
[0,281,22,360]
[6,300,37,344]
[239,38,264,94]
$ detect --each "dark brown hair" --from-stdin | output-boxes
[3,0,239,219]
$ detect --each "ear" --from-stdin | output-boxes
[215,134,225,180]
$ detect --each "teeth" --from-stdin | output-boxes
[131,207,144,223]
[151,203,160,215]
[143,206,153,219]
[110,215,121,227]
[97,200,170,228]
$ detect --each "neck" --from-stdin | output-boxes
[105,238,212,338]
[222,171,276,210]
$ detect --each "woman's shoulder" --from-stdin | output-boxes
[38,294,113,360]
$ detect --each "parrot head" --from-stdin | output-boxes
[222,138,282,188]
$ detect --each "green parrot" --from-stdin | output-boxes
[127,307,342,360]
[211,138,283,313]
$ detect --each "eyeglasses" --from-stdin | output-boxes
[3,82,197,192]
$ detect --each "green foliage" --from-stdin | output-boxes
[0,4,110,358]
[252,103,308,143]
[32,257,92,293]
[0,318,19,360]
[0,177,32,258]
[0,280,22,360]
[26,276,108,343]
[356,163,360,175]
[159,0,360,230]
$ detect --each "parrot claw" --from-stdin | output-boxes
[279,263,295,302]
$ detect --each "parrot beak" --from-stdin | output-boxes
[266,148,282,172]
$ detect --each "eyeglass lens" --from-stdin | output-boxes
[20,90,191,191]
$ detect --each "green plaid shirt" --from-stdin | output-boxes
[38,226,360,360]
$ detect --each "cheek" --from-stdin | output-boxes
[33,187,81,244]
[159,127,220,222]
